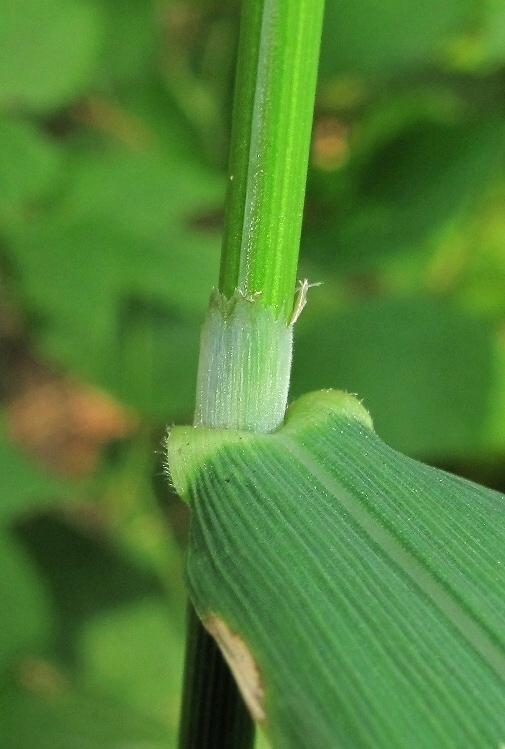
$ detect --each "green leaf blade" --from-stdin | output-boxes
[168,390,505,748]
[0,0,101,111]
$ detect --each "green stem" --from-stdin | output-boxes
[219,0,325,320]
[178,0,324,746]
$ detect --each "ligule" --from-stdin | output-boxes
[193,289,293,434]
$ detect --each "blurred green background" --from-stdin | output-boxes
[1,0,505,746]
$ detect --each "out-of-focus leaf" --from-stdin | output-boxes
[446,0,505,71]
[168,389,505,748]
[117,76,217,166]
[0,117,63,219]
[94,0,156,85]
[0,0,101,111]
[479,0,505,67]
[115,295,201,418]
[320,0,475,78]
[0,530,52,671]
[7,218,205,418]
[58,146,222,250]
[78,599,184,731]
[256,729,273,749]
[306,119,505,271]
[14,510,168,662]
[0,678,173,749]
[6,145,222,418]
[449,184,505,319]
[0,434,67,521]
[484,329,505,453]
[291,296,496,458]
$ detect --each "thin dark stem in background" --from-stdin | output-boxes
[178,606,255,749]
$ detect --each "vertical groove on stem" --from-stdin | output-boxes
[219,0,325,319]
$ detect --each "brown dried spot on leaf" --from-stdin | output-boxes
[204,614,266,723]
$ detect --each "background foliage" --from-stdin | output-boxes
[1,0,505,746]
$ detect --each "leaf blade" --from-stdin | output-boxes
[168,390,505,748]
